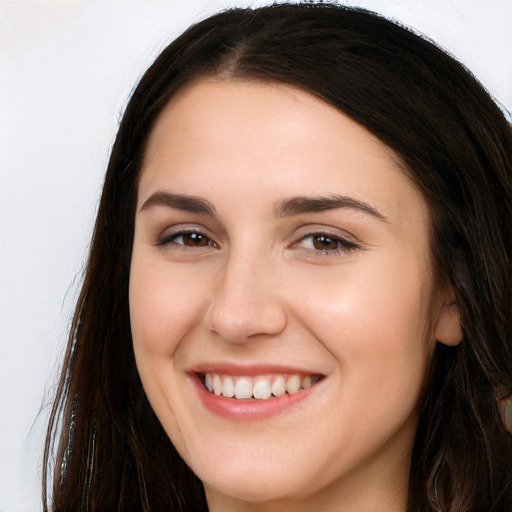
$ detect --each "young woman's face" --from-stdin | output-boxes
[130,80,453,510]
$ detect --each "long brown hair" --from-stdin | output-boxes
[44,4,512,511]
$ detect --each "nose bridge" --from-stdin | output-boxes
[204,241,287,343]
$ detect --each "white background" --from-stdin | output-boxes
[0,1,510,510]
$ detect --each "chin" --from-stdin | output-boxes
[202,469,304,504]
[192,449,317,504]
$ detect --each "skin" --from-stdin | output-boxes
[129,79,462,512]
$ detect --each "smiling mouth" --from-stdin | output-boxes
[198,372,323,400]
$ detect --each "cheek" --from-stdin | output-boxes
[129,259,210,458]
[294,252,434,400]
[129,260,207,355]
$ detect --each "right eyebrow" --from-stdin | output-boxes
[139,192,216,215]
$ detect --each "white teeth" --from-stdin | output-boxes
[286,375,301,395]
[213,374,223,396]
[204,373,213,392]
[203,372,319,400]
[271,376,286,397]
[253,379,272,399]
[235,377,253,399]
[222,377,235,398]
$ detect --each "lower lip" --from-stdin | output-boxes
[190,374,320,421]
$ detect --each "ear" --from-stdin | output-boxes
[434,287,463,346]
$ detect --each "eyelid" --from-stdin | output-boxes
[293,223,360,242]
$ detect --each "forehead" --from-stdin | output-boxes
[144,78,400,165]
[140,79,427,229]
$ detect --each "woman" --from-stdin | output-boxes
[43,3,512,511]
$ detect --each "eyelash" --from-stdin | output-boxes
[294,232,362,256]
[156,229,217,250]
[156,229,361,256]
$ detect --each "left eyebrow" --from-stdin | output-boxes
[275,194,389,222]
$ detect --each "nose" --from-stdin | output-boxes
[203,250,287,344]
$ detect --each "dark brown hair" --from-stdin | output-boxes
[44,3,512,511]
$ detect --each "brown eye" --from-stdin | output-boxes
[311,235,339,251]
[294,232,361,255]
[157,230,216,248]
[181,232,210,247]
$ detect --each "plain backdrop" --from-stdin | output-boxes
[1,1,510,510]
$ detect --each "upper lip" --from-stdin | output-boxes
[190,362,325,377]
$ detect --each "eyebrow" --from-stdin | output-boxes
[276,194,389,221]
[139,191,388,222]
[139,192,216,215]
